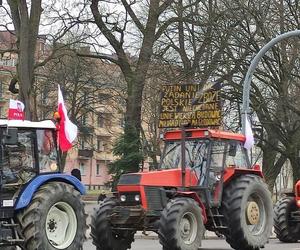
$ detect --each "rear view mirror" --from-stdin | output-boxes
[4,128,18,145]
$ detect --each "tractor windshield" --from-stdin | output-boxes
[160,140,209,170]
[1,130,36,184]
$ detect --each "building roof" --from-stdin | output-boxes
[0,119,56,129]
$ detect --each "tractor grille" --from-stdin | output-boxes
[144,186,164,211]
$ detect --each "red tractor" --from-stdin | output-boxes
[91,128,273,250]
[274,180,300,242]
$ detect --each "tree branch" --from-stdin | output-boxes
[90,0,132,75]
[77,52,120,65]
[120,0,145,33]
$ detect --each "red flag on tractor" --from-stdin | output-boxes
[57,85,78,152]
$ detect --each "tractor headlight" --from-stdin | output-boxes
[120,194,126,202]
[134,194,140,202]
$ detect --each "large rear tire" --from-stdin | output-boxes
[17,182,87,250]
[274,196,300,242]
[90,198,135,250]
[158,197,204,250]
[221,175,273,250]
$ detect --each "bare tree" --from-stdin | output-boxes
[75,0,210,174]
[219,0,300,188]
[1,0,89,120]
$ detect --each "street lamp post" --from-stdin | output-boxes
[242,30,300,134]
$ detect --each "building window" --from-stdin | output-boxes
[83,92,88,102]
[0,58,16,67]
[120,116,125,128]
[79,162,85,175]
[97,137,104,151]
[41,88,48,105]
[96,163,100,176]
[79,137,85,149]
[80,114,87,125]
[97,114,104,127]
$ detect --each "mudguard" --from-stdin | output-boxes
[15,173,86,210]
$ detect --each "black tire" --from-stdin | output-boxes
[17,182,88,250]
[91,197,135,250]
[158,197,204,250]
[274,196,300,242]
[221,175,273,250]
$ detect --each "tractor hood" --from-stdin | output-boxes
[118,169,197,187]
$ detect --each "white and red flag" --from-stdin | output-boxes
[244,116,254,150]
[57,85,78,152]
[8,99,25,120]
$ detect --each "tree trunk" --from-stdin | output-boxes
[8,0,42,120]
[262,147,286,191]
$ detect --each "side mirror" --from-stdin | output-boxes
[4,128,18,145]
[229,144,237,157]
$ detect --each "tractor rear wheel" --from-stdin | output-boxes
[274,196,300,242]
[90,197,135,250]
[221,175,273,250]
[158,197,204,250]
[17,182,87,250]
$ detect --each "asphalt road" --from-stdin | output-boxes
[83,238,300,250]
[84,203,300,250]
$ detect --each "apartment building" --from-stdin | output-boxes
[0,30,124,189]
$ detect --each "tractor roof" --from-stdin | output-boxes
[164,128,245,142]
[0,119,56,129]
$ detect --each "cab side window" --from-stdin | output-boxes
[225,142,249,168]
[37,129,58,173]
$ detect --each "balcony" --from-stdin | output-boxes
[78,149,94,159]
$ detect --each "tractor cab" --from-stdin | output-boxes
[158,128,253,206]
[0,120,59,186]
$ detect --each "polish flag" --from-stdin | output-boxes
[244,116,254,150]
[57,85,78,152]
[8,99,25,120]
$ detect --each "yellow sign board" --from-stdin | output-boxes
[158,83,221,128]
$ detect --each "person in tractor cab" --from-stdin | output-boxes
[37,129,58,173]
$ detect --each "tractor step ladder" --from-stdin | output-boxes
[0,219,25,248]
[208,208,228,230]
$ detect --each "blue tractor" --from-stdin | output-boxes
[0,119,87,249]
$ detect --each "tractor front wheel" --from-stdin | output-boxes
[274,196,300,242]
[17,182,87,250]
[221,175,273,250]
[158,197,204,250]
[90,198,135,250]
